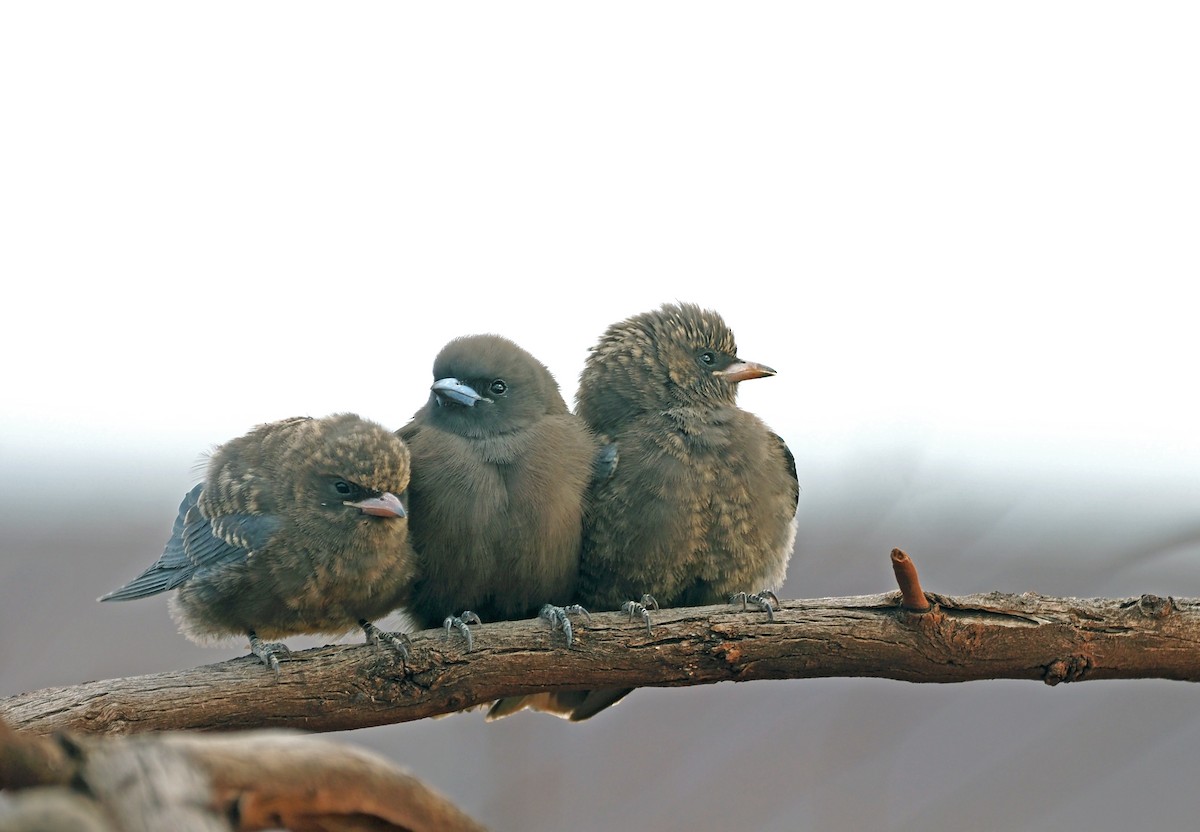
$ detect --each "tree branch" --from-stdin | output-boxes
[0,719,487,832]
[3,589,1197,736]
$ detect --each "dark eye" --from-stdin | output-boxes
[333,480,355,496]
[489,379,507,395]
[698,351,717,366]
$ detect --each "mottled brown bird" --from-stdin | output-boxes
[399,334,597,646]
[489,302,798,720]
[100,414,416,672]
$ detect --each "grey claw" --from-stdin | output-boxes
[248,631,290,677]
[361,619,411,659]
[622,598,657,635]
[539,603,592,647]
[566,603,593,624]
[730,590,779,621]
[443,610,482,651]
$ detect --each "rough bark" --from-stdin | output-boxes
[2,590,1197,737]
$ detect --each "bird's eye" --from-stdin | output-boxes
[489,379,507,395]
[698,351,717,366]
[330,479,366,501]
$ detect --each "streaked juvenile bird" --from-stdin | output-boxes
[488,302,798,720]
[100,414,417,673]
[399,334,597,646]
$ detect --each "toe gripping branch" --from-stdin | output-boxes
[622,594,659,635]
[540,604,592,647]
[248,631,290,677]
[443,611,483,652]
[730,590,780,621]
[360,619,412,660]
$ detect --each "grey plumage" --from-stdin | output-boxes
[100,414,417,670]
[399,334,597,632]
[489,302,798,720]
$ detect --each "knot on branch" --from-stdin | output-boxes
[1043,655,1093,686]
[1135,594,1175,618]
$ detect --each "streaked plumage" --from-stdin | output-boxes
[100,414,416,671]
[490,302,798,720]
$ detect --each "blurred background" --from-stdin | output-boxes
[2,3,1198,829]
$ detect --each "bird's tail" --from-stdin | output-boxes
[486,688,633,722]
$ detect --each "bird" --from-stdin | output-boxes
[398,334,597,648]
[99,414,417,673]
[487,302,798,720]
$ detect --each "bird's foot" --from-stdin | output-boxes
[443,611,483,651]
[730,589,780,621]
[247,631,290,676]
[539,603,592,647]
[360,618,411,659]
[621,594,659,635]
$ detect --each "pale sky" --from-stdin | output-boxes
[2,2,1198,490]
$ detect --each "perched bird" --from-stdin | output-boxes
[488,302,798,720]
[399,334,597,646]
[100,414,417,673]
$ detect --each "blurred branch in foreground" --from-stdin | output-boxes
[0,718,486,832]
[2,549,1197,736]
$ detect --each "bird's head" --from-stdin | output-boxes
[283,414,412,526]
[424,334,568,438]
[577,302,775,429]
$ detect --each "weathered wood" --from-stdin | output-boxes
[2,592,1197,736]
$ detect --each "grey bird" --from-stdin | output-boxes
[398,334,597,647]
[489,302,798,720]
[100,414,417,673]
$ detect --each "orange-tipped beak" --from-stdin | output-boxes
[345,492,406,518]
[717,360,776,383]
